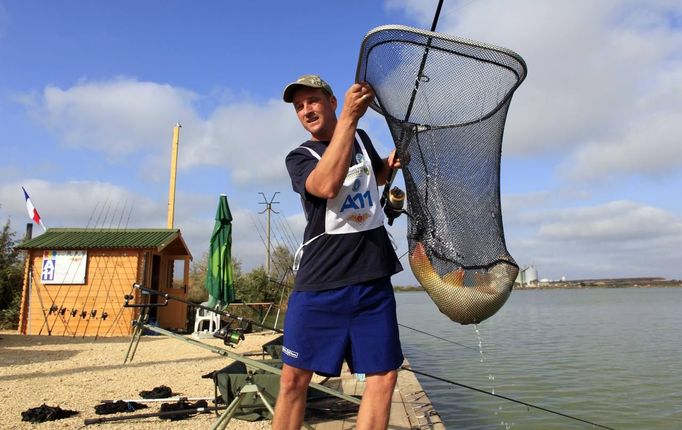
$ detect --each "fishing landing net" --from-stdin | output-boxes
[356,25,527,324]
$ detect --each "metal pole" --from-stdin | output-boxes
[266,207,271,274]
[22,222,34,334]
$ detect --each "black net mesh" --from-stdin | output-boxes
[356,25,527,324]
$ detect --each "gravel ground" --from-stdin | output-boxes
[0,329,281,429]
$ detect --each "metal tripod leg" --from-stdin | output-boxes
[210,384,313,430]
[210,384,269,430]
[123,308,147,364]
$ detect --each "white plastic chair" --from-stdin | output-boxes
[193,302,221,336]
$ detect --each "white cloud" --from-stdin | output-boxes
[385,0,682,181]
[0,179,162,231]
[384,0,436,26]
[10,78,318,274]
[501,191,552,215]
[536,200,682,242]
[561,62,682,181]
[181,99,305,186]
[20,78,308,188]
[504,198,682,279]
[561,110,682,181]
[22,78,199,158]
[0,179,303,276]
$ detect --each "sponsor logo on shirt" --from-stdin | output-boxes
[346,163,370,181]
[347,212,370,224]
[340,191,374,212]
[282,346,299,359]
[352,179,361,192]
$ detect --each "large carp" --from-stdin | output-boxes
[408,242,518,324]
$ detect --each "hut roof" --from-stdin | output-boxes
[16,228,191,256]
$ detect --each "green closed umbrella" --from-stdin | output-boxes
[206,194,236,308]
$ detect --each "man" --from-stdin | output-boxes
[272,74,404,430]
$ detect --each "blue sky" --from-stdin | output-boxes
[1,0,682,284]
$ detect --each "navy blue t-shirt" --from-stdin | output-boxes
[285,129,403,291]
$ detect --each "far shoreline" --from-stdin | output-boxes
[393,277,682,292]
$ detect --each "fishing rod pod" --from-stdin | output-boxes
[126,283,283,333]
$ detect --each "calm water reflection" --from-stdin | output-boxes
[396,288,682,430]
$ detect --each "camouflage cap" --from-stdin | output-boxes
[282,74,333,103]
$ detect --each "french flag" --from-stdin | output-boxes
[22,187,47,232]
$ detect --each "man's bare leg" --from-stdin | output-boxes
[272,364,313,430]
[356,369,398,430]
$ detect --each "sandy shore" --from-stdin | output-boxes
[0,329,281,429]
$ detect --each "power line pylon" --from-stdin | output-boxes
[258,192,280,275]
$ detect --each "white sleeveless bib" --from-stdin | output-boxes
[293,132,385,273]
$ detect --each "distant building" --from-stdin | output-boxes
[516,265,539,287]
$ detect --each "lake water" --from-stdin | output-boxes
[395,288,682,430]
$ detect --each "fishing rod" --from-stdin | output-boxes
[127,283,284,334]
[102,267,144,337]
[398,323,478,351]
[264,274,294,291]
[38,202,103,336]
[379,0,444,221]
[100,396,214,404]
[92,201,135,339]
[401,366,617,430]
[58,202,101,333]
[84,404,223,426]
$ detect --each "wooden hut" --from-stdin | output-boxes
[16,228,192,337]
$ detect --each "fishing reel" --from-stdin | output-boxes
[383,186,406,226]
[123,284,169,308]
[213,324,245,347]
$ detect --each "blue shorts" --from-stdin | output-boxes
[281,277,404,377]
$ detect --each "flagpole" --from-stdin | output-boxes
[167,122,181,229]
